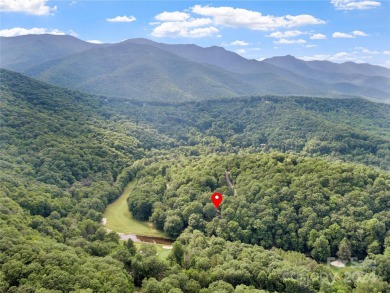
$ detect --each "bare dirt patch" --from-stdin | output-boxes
[330,260,346,268]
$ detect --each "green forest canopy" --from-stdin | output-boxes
[1,69,389,292]
[129,153,390,257]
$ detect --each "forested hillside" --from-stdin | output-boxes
[109,96,390,171]
[129,153,390,256]
[1,69,389,292]
[0,69,160,292]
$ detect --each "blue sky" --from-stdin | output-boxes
[1,0,389,67]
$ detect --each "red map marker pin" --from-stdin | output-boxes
[211,192,223,208]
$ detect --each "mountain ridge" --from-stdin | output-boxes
[1,34,389,102]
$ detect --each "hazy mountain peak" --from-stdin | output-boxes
[263,55,301,63]
[120,38,158,45]
[0,34,96,71]
[207,45,226,50]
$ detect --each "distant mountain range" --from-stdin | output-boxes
[1,34,389,102]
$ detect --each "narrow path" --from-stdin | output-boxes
[102,180,173,245]
[225,171,234,189]
[225,170,237,196]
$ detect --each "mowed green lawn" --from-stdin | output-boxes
[103,181,167,238]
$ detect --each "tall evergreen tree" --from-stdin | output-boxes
[337,237,351,262]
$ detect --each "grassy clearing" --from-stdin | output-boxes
[330,262,365,273]
[134,243,172,260]
[329,262,366,283]
[103,180,167,238]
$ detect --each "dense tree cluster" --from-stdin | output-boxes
[130,153,390,260]
[140,230,390,292]
[0,194,136,292]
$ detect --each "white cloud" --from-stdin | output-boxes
[383,51,390,55]
[87,40,104,44]
[352,30,368,36]
[300,50,379,63]
[234,47,262,59]
[364,50,378,54]
[355,47,379,54]
[329,52,355,61]
[186,27,219,38]
[155,11,190,22]
[274,38,306,44]
[223,40,249,46]
[151,14,219,38]
[300,54,330,61]
[235,47,260,53]
[332,32,355,38]
[267,31,310,45]
[191,5,325,31]
[306,44,318,48]
[152,18,218,38]
[68,30,78,37]
[235,49,247,55]
[0,27,66,37]
[151,5,325,38]
[0,0,56,15]
[267,30,304,38]
[106,16,136,23]
[331,0,381,10]
[300,52,355,61]
[310,33,327,40]
[332,30,368,38]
